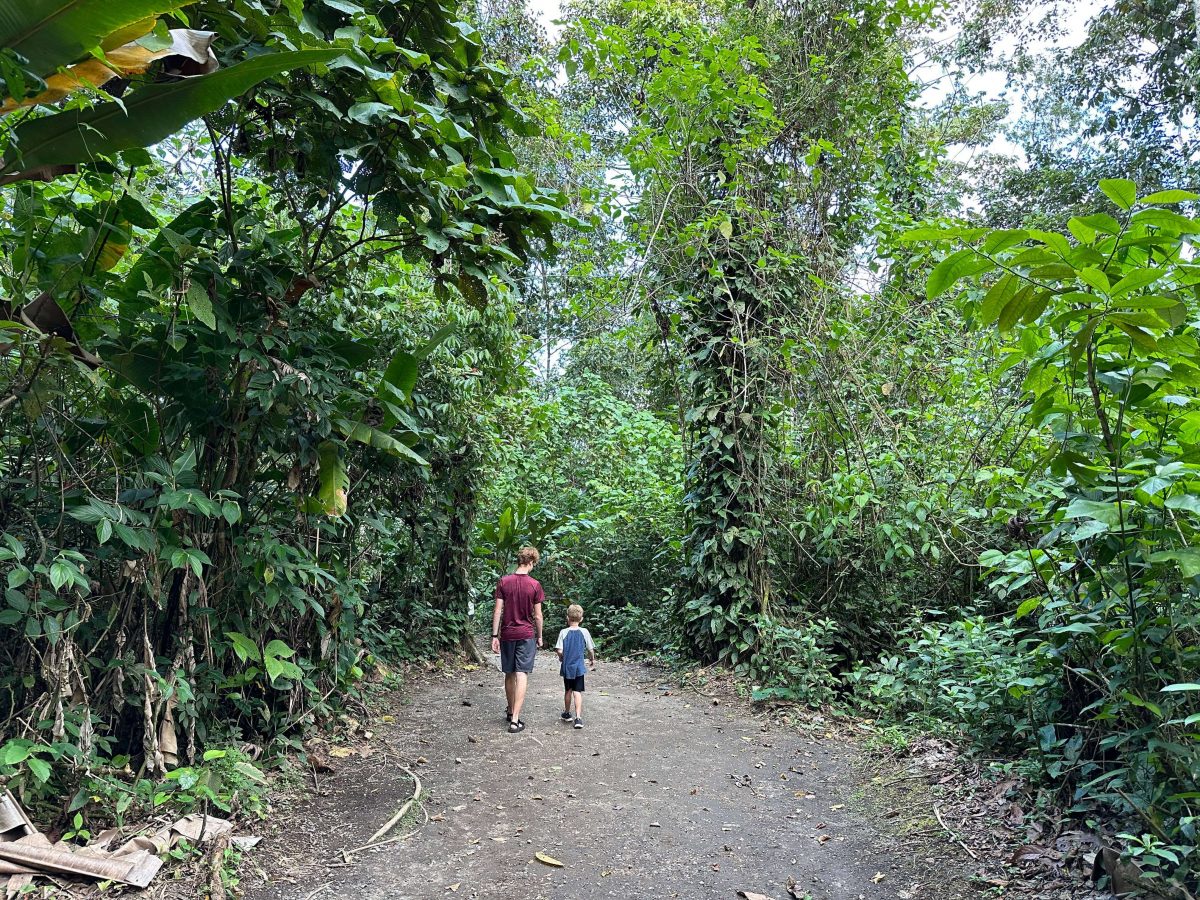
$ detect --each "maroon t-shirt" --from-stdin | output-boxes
[494,573,544,641]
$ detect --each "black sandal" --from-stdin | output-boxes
[508,720,525,733]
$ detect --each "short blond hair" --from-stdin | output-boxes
[516,546,540,567]
[566,603,583,623]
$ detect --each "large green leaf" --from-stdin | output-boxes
[414,324,456,360]
[335,419,428,466]
[379,348,418,404]
[1149,549,1200,579]
[315,441,348,517]
[926,248,993,300]
[1,49,343,174]
[0,0,192,78]
[1099,178,1136,211]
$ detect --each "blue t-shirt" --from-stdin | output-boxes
[556,627,594,679]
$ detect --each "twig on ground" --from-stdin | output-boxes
[365,767,423,845]
[344,802,430,855]
[303,884,330,900]
[933,802,978,860]
[878,772,928,787]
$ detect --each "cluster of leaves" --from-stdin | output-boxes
[848,182,1199,888]
[0,0,562,829]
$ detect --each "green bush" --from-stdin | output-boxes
[848,615,1058,751]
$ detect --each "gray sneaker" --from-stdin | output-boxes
[561,711,573,722]
[573,717,584,729]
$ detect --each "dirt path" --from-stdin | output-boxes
[243,651,973,900]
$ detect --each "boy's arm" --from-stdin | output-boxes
[491,597,503,654]
[585,628,596,667]
[533,603,544,648]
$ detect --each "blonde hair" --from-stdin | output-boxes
[566,603,583,623]
[517,546,540,567]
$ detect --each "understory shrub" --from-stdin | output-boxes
[847,615,1059,752]
[742,616,841,707]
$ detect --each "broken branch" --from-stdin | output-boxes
[932,802,978,861]
[365,767,422,845]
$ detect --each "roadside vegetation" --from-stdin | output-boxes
[1,0,1196,894]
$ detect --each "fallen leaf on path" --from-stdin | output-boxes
[830,804,844,810]
[329,747,354,758]
[736,892,775,900]
[448,885,460,893]
[872,872,886,883]
[535,852,564,868]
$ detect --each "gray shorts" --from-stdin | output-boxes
[500,638,537,674]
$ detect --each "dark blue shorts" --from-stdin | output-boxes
[500,638,537,674]
[563,675,585,692]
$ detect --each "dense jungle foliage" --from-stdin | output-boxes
[1,0,1197,892]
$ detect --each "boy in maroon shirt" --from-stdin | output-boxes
[490,546,544,733]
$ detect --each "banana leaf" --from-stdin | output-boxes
[0,1,192,78]
[1,49,343,175]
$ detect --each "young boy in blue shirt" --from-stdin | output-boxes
[554,604,596,729]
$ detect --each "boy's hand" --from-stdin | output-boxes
[491,637,500,654]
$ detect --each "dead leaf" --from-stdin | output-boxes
[1010,845,1045,865]
[872,872,886,883]
[736,892,775,900]
[448,885,460,893]
[535,852,564,868]
[0,164,77,187]
[328,747,354,758]
[2,30,217,116]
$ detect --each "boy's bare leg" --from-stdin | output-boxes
[504,673,516,714]
[563,688,572,713]
[510,672,529,722]
[573,691,583,719]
